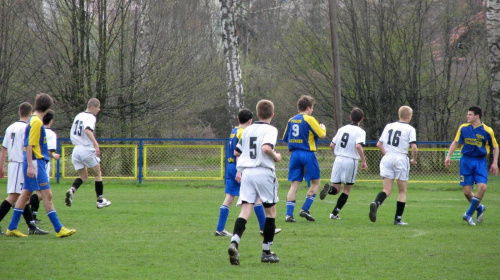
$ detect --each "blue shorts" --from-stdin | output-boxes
[288,150,321,182]
[225,163,240,196]
[23,159,50,192]
[459,156,488,187]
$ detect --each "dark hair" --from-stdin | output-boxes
[35,93,53,112]
[351,107,364,123]
[256,100,274,120]
[238,108,253,124]
[468,105,482,119]
[297,95,315,112]
[43,109,55,125]
[19,102,33,118]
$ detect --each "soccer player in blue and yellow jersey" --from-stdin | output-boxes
[215,109,281,237]
[283,95,326,222]
[445,105,499,226]
[6,93,76,238]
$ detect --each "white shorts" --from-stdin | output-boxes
[7,162,24,194]
[238,167,279,206]
[330,156,359,184]
[379,154,410,181]
[72,145,100,170]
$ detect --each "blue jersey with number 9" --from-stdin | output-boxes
[283,113,326,152]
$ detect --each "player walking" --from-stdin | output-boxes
[320,108,367,219]
[227,100,281,265]
[0,102,48,235]
[444,105,498,225]
[369,106,418,225]
[66,98,111,209]
[283,95,326,222]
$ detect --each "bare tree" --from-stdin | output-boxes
[220,0,244,128]
[487,0,500,132]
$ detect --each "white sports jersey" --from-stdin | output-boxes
[70,112,96,146]
[236,122,278,171]
[378,121,417,155]
[45,128,57,151]
[332,124,366,159]
[1,121,27,163]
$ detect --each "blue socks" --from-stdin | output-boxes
[286,201,295,217]
[47,210,63,232]
[8,208,24,231]
[216,205,230,231]
[465,196,481,217]
[302,194,316,212]
[254,203,266,230]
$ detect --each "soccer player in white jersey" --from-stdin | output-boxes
[227,99,282,265]
[66,98,111,209]
[369,106,418,225]
[30,110,61,223]
[319,108,367,220]
[0,102,48,235]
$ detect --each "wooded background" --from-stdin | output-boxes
[0,0,497,141]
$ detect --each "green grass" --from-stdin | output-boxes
[1,178,499,279]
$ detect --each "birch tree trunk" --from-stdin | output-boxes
[220,0,243,128]
[487,0,500,130]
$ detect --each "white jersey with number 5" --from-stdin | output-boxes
[2,121,27,163]
[378,121,416,155]
[236,122,278,171]
[70,112,96,146]
[332,124,366,159]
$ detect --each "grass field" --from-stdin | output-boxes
[1,178,499,279]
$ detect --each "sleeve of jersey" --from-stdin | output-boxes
[303,115,326,137]
[409,127,417,143]
[357,130,366,145]
[484,125,499,148]
[235,136,243,154]
[85,116,96,132]
[263,127,278,149]
[453,125,466,144]
[28,120,41,147]
[378,126,388,143]
[331,132,339,145]
[282,119,291,142]
[236,128,244,140]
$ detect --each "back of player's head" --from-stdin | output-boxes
[350,107,364,123]
[87,98,100,109]
[398,105,413,120]
[35,93,53,112]
[256,100,274,120]
[43,109,55,125]
[238,108,253,124]
[468,105,482,119]
[297,95,315,112]
[19,102,33,118]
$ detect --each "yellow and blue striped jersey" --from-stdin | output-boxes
[24,115,50,161]
[454,123,498,157]
[227,126,244,164]
[283,113,326,152]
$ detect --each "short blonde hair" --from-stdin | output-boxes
[398,106,413,120]
[87,98,100,109]
[256,100,274,120]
